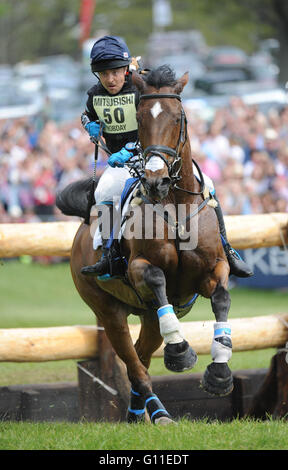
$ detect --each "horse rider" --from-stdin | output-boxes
[80,35,252,279]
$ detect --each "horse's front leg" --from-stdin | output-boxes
[202,265,234,396]
[129,259,197,372]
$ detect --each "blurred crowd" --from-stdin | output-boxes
[187,97,288,215]
[0,115,107,223]
[0,96,288,224]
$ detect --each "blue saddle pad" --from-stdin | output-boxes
[106,177,139,251]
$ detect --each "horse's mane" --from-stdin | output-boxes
[144,65,177,89]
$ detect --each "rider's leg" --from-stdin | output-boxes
[214,194,253,278]
[81,166,131,277]
[81,202,114,276]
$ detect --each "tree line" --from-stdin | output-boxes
[0,0,287,82]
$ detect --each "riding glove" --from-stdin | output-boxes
[85,121,102,139]
[108,143,135,168]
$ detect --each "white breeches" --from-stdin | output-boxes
[94,163,215,206]
[94,166,131,205]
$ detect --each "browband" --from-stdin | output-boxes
[140,93,182,101]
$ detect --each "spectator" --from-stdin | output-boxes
[0,101,287,226]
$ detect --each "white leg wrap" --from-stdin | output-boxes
[157,304,184,345]
[211,322,232,363]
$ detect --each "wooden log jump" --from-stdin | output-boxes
[0,221,80,258]
[0,212,287,257]
[0,314,287,362]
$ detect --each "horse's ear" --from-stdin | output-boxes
[174,72,189,94]
[132,71,146,93]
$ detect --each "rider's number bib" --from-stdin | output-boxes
[93,93,137,134]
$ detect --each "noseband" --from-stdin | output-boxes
[139,93,187,183]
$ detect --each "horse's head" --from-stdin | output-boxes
[132,65,189,201]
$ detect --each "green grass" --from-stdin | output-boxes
[0,260,93,328]
[0,260,287,385]
[0,418,287,450]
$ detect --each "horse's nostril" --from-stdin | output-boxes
[161,177,171,187]
[142,176,170,199]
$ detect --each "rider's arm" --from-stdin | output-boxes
[81,88,98,128]
[81,91,103,139]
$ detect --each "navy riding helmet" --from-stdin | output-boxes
[90,35,131,73]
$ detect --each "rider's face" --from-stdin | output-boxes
[98,67,127,94]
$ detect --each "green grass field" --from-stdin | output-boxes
[1,419,288,450]
[1,260,288,450]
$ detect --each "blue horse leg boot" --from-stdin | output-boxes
[214,197,253,278]
[81,204,113,277]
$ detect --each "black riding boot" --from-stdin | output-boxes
[81,204,113,277]
[81,238,110,276]
[214,196,253,278]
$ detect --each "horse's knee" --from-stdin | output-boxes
[143,264,168,305]
[144,264,165,287]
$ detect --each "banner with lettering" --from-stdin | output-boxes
[236,247,288,288]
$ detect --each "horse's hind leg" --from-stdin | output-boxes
[202,273,234,396]
[127,312,161,424]
[95,308,172,424]
[98,309,173,424]
[128,312,176,425]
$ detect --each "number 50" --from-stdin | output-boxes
[103,107,124,124]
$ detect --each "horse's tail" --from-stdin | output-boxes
[56,177,97,221]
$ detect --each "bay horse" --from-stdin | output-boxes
[56,66,233,424]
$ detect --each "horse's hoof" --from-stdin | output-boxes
[201,362,234,396]
[154,416,175,425]
[164,340,198,372]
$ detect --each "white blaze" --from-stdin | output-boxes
[150,101,163,119]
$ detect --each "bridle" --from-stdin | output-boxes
[137,92,214,248]
[139,93,186,184]
[138,92,205,196]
